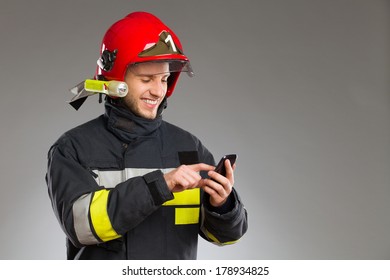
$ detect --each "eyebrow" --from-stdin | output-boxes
[135,73,171,78]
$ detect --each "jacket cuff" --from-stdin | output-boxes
[203,188,241,219]
[143,170,174,205]
[204,192,235,215]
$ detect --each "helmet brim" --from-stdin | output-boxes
[129,59,194,77]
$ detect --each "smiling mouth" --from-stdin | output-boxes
[142,99,158,106]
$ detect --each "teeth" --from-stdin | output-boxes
[143,99,158,105]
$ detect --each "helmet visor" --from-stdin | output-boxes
[129,60,194,77]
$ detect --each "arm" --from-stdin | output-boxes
[200,159,248,245]
[46,137,173,248]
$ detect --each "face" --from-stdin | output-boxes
[123,62,170,119]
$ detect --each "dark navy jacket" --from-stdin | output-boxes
[46,101,247,259]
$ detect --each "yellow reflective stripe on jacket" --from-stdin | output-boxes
[203,228,238,245]
[90,189,121,242]
[175,207,200,225]
[163,188,200,225]
[163,188,200,206]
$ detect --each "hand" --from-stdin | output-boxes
[202,159,235,207]
[163,163,215,192]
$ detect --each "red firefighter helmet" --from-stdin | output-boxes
[95,11,193,98]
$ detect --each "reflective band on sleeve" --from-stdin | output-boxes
[163,188,200,206]
[203,228,238,245]
[73,193,100,245]
[89,189,121,242]
[92,168,174,189]
[175,207,200,225]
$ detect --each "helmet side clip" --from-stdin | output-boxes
[98,49,118,72]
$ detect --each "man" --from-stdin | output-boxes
[46,11,248,260]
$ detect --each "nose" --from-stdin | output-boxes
[149,79,167,98]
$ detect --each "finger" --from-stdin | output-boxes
[224,160,235,185]
[206,172,233,201]
[201,185,219,197]
[208,170,230,187]
[178,172,201,189]
[201,183,229,207]
[165,165,201,190]
[188,163,215,172]
[203,178,228,197]
[183,165,206,187]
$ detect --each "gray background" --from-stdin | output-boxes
[0,0,389,259]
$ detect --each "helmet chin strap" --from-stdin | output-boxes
[157,97,168,117]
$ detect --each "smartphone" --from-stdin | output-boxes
[214,154,237,177]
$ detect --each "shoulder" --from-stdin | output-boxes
[52,115,107,150]
[161,120,200,143]
[161,121,215,164]
[66,115,106,137]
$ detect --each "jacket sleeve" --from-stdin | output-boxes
[200,188,248,245]
[46,135,173,248]
[195,140,248,245]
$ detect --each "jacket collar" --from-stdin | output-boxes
[104,100,163,142]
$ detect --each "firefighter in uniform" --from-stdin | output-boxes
[46,11,248,260]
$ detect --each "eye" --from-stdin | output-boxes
[140,78,151,83]
[162,75,170,83]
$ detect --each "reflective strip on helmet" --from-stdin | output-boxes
[73,193,100,245]
[89,189,121,242]
[163,188,200,206]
